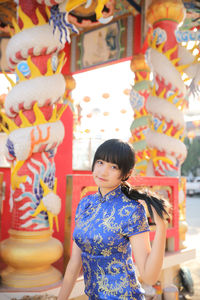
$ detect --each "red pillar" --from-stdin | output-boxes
[54,42,73,243]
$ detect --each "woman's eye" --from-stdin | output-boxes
[112,165,118,170]
[97,160,103,165]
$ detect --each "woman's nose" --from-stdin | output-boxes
[101,165,109,175]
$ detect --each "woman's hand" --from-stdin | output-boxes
[152,206,168,228]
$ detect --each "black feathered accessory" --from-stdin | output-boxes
[121,183,169,221]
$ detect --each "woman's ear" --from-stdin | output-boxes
[127,169,133,178]
[122,169,133,181]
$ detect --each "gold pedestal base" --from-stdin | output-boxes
[0,229,63,288]
[1,266,62,288]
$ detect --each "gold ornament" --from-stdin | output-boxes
[130,54,151,72]
[0,230,63,288]
[65,75,76,91]
[146,0,186,25]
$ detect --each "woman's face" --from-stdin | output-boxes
[93,160,122,196]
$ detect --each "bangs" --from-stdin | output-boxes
[94,142,125,169]
[92,139,135,177]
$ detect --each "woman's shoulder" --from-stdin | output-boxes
[120,192,146,214]
[120,192,139,206]
[75,192,98,218]
[78,192,98,207]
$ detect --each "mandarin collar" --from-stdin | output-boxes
[97,185,122,202]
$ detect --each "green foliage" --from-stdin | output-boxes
[181,137,200,177]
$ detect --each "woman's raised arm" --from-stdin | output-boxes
[57,242,82,300]
[130,208,167,286]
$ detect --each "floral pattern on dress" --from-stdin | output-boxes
[73,185,150,300]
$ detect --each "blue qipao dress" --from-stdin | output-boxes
[73,185,150,300]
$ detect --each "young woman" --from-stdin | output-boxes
[58,139,169,300]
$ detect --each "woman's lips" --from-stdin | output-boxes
[97,177,107,182]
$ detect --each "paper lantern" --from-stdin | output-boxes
[123,89,130,95]
[87,113,92,118]
[102,93,110,99]
[83,96,91,102]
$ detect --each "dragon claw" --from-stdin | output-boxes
[32,178,61,231]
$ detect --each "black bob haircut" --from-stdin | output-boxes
[92,139,135,180]
[92,139,169,220]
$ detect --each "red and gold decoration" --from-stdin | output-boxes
[0,0,68,288]
[129,53,152,176]
[63,74,76,114]
[145,0,188,176]
[68,0,115,28]
[178,177,188,249]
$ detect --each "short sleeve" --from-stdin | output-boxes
[122,202,150,237]
[74,196,90,223]
[74,200,82,223]
[72,196,88,241]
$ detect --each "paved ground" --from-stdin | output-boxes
[181,196,200,299]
